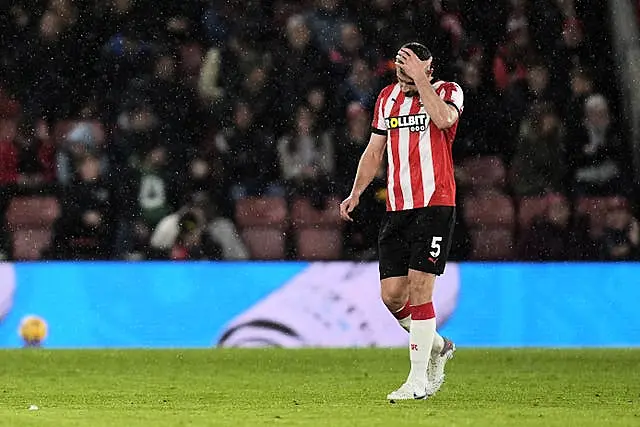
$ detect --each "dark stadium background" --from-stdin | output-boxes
[0,0,638,263]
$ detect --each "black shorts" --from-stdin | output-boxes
[378,206,456,279]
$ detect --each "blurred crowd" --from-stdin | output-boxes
[0,0,637,262]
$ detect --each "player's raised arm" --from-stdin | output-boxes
[395,48,460,130]
[339,132,386,221]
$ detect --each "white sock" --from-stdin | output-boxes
[391,301,412,332]
[407,303,436,389]
[394,303,443,354]
[432,332,445,355]
[398,315,411,332]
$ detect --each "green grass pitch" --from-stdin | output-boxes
[0,348,639,426]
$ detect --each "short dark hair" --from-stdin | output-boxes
[401,42,432,61]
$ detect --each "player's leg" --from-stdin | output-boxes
[379,212,423,400]
[409,206,457,396]
[380,276,410,331]
[378,210,411,313]
[381,276,446,356]
[386,268,436,401]
[405,269,437,395]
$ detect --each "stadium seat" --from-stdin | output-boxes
[469,228,515,260]
[575,196,618,238]
[11,228,52,261]
[291,197,343,260]
[234,197,288,259]
[460,156,506,190]
[240,228,286,260]
[462,190,515,260]
[6,196,60,230]
[295,227,343,260]
[235,196,288,228]
[575,196,613,218]
[462,190,515,229]
[290,197,342,228]
[0,118,17,141]
[0,89,20,118]
[518,196,549,230]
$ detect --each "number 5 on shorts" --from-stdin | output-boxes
[430,236,442,257]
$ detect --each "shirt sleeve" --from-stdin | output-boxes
[371,88,388,135]
[441,82,464,115]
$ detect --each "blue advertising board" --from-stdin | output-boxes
[0,262,638,348]
[453,263,640,347]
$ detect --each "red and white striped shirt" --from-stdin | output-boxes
[371,80,464,211]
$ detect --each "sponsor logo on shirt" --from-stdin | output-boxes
[385,114,428,132]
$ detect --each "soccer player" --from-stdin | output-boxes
[339,42,463,400]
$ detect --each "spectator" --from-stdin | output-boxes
[178,43,204,89]
[551,17,595,90]
[199,29,265,110]
[335,102,369,192]
[115,144,181,260]
[343,169,387,260]
[453,60,503,158]
[0,118,56,189]
[528,0,565,58]
[339,102,385,260]
[563,67,594,136]
[51,154,113,260]
[150,191,248,260]
[145,52,187,136]
[198,47,225,104]
[236,63,276,132]
[56,102,107,186]
[215,100,281,200]
[136,146,177,226]
[140,51,202,171]
[97,0,155,104]
[493,18,535,92]
[201,3,233,47]
[573,0,617,98]
[352,0,417,59]
[599,197,640,261]
[273,14,332,128]
[22,10,76,120]
[305,0,349,53]
[328,22,378,75]
[184,155,226,208]
[461,2,507,58]
[305,86,335,132]
[502,60,557,142]
[519,193,596,260]
[336,58,380,116]
[222,31,267,92]
[111,102,159,172]
[511,103,566,197]
[568,94,627,196]
[0,5,34,98]
[156,209,217,261]
[432,0,468,73]
[277,104,334,208]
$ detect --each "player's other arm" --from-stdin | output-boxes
[415,77,458,129]
[339,133,387,221]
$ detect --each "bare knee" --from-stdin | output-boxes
[382,291,406,312]
[381,277,409,312]
[408,269,436,306]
